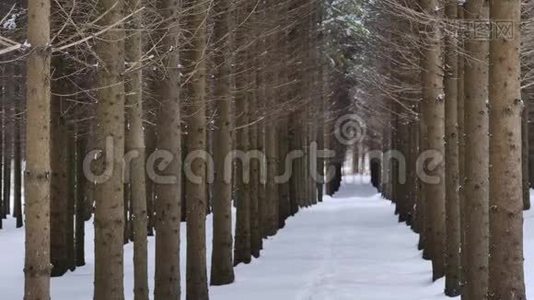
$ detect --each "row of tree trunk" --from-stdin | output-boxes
[365,0,527,298]
[17,0,348,299]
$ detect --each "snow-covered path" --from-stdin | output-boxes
[211,175,448,300]
[1,175,532,299]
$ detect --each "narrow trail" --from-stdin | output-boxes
[211,175,448,300]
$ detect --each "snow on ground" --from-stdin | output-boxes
[0,175,532,299]
[211,175,449,300]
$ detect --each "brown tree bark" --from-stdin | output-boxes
[125,0,148,297]
[144,125,155,237]
[3,70,13,218]
[488,0,526,298]
[249,75,262,258]
[124,184,131,244]
[417,103,427,253]
[249,6,262,257]
[0,66,4,225]
[444,0,461,295]
[93,0,126,295]
[75,130,86,267]
[463,1,490,298]
[184,0,209,298]
[66,128,76,272]
[420,0,446,280]
[233,4,252,266]
[13,67,22,228]
[153,0,182,298]
[265,110,279,235]
[456,4,466,290]
[278,118,291,227]
[522,105,530,210]
[50,89,69,277]
[210,0,235,285]
[24,0,52,297]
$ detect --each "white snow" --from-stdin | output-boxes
[21,40,31,49]
[2,13,19,30]
[0,175,532,299]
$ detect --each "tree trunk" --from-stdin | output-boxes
[125,0,148,297]
[444,0,461,295]
[463,1,490,298]
[3,113,12,219]
[408,121,418,228]
[456,3,466,290]
[249,75,262,258]
[24,0,52,296]
[316,69,326,203]
[153,0,182,298]
[488,0,526,298]
[289,116,300,212]
[50,89,69,277]
[278,119,291,227]
[83,125,95,223]
[123,184,131,244]
[233,4,252,266]
[0,67,4,225]
[184,0,209,298]
[352,143,359,174]
[265,114,279,235]
[521,104,530,210]
[420,0,446,280]
[3,70,13,219]
[144,125,155,237]
[210,0,235,285]
[416,104,426,252]
[249,8,262,257]
[13,67,22,228]
[66,129,76,272]
[93,0,126,295]
[75,131,86,267]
